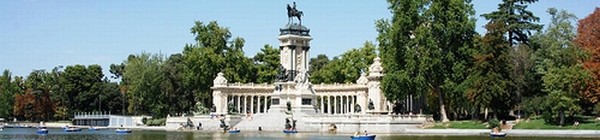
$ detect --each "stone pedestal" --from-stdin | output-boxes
[268,82,316,114]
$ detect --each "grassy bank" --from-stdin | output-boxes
[426,120,488,129]
[427,117,600,130]
[514,119,600,130]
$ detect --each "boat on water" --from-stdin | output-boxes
[228,129,241,133]
[36,128,48,134]
[64,127,82,132]
[116,128,132,134]
[351,134,376,140]
[88,127,98,131]
[490,132,507,137]
[283,129,298,134]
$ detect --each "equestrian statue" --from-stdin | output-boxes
[287,2,304,25]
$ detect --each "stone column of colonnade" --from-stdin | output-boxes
[315,94,359,115]
[227,95,272,114]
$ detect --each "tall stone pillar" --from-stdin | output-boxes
[211,72,228,114]
[269,23,316,114]
[357,73,369,114]
[367,57,387,112]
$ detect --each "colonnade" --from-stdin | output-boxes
[318,95,357,114]
[227,95,271,114]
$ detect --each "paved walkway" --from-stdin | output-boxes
[403,129,600,137]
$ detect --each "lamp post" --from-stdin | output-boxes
[119,85,127,116]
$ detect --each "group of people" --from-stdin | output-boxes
[354,130,370,136]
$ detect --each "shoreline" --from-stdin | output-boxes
[142,127,600,137]
[7,122,600,137]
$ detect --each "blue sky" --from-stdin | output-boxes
[1,0,598,78]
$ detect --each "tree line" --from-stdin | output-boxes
[378,0,600,126]
[0,20,376,121]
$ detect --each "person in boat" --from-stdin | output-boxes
[492,126,500,134]
[364,130,368,135]
[354,131,359,136]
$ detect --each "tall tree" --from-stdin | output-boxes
[123,53,168,116]
[163,53,194,114]
[377,0,428,119]
[182,21,251,111]
[529,8,587,125]
[481,0,543,46]
[0,70,19,118]
[482,0,542,110]
[576,8,600,105]
[379,0,476,122]
[14,70,56,121]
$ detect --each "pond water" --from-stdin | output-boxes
[0,128,597,140]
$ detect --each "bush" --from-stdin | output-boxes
[488,118,500,129]
[145,118,166,126]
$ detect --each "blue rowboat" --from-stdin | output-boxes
[64,127,82,132]
[116,128,132,134]
[228,129,241,133]
[36,128,48,134]
[351,134,376,140]
[283,129,298,134]
[490,132,507,138]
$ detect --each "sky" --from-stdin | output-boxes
[1,0,599,78]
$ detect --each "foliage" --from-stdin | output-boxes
[427,120,488,129]
[514,117,600,129]
[144,118,166,126]
[379,0,476,122]
[253,45,280,84]
[528,8,588,125]
[308,54,330,84]
[0,70,19,118]
[481,0,543,46]
[576,8,600,105]
[310,41,376,84]
[182,21,253,110]
[488,118,500,129]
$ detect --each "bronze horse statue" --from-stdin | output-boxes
[287,3,303,24]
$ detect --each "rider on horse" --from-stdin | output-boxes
[287,2,303,24]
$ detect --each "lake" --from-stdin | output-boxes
[0,128,597,140]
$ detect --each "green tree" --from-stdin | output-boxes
[481,0,543,46]
[253,45,280,84]
[163,53,194,114]
[466,21,514,119]
[377,0,429,118]
[311,41,377,84]
[309,54,330,84]
[123,53,168,116]
[482,1,543,112]
[378,0,476,122]
[0,70,19,118]
[529,8,587,125]
[182,21,252,110]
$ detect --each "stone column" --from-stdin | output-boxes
[333,96,337,114]
[328,96,332,114]
[320,96,324,113]
[257,95,261,113]
[350,95,355,114]
[237,95,241,114]
[250,95,254,114]
[263,96,268,113]
[243,96,247,114]
[346,95,350,114]
[211,72,228,114]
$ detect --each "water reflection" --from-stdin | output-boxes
[1,128,598,140]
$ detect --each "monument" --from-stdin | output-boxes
[165,2,431,133]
